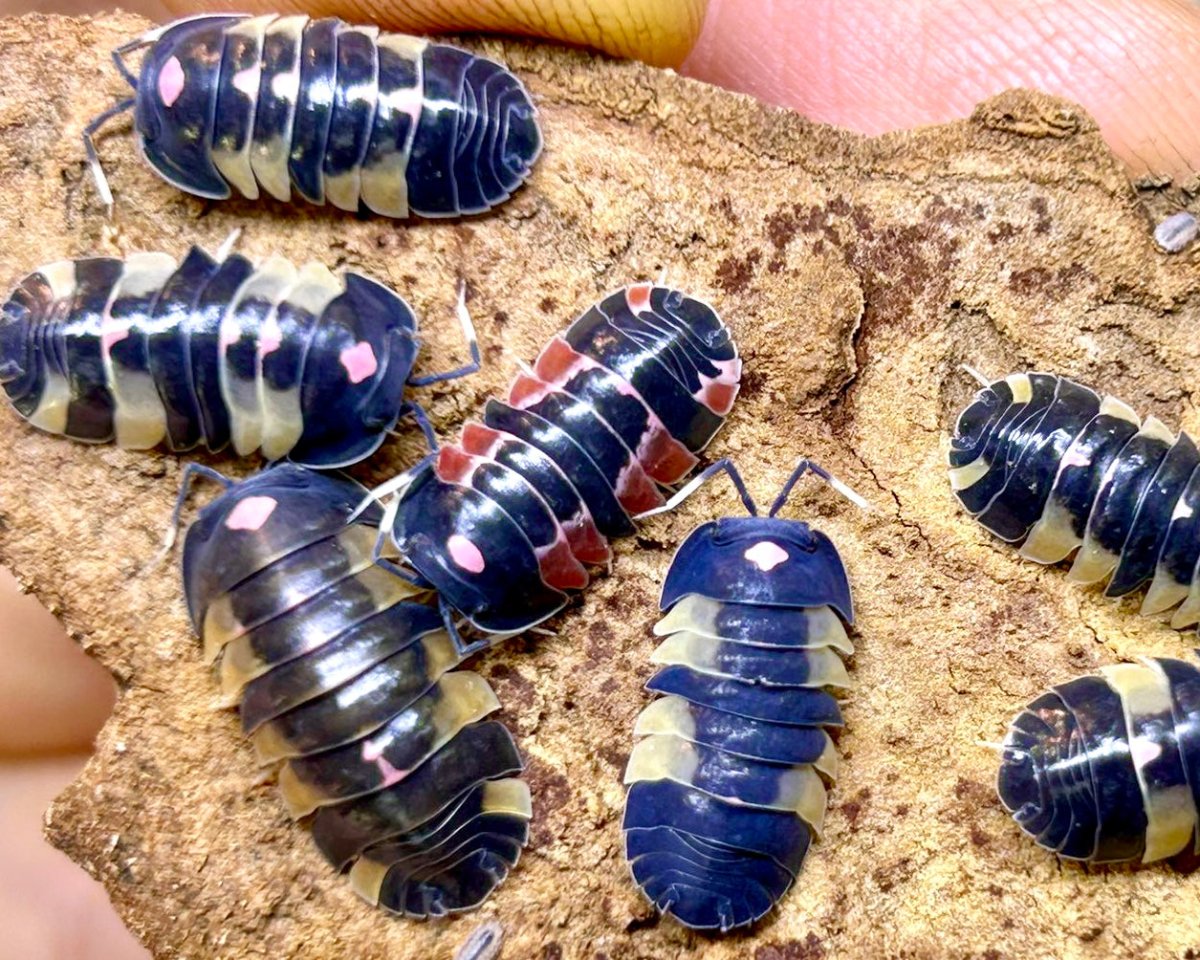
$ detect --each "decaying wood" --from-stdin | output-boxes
[1,12,1198,960]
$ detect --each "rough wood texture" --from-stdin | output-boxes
[1,12,1198,960]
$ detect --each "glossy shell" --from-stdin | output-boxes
[0,247,418,467]
[622,515,855,931]
[181,464,531,918]
[998,654,1200,863]
[389,283,741,633]
[131,15,541,216]
[949,372,1200,627]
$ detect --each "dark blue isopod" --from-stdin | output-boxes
[85,14,542,217]
[949,371,1200,630]
[997,653,1200,863]
[181,463,531,918]
[372,283,742,644]
[621,459,858,932]
[0,244,478,467]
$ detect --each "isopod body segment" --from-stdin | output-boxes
[621,461,856,932]
[949,372,1200,627]
[182,464,531,918]
[998,653,1200,863]
[383,283,742,637]
[95,14,542,217]
[0,245,463,468]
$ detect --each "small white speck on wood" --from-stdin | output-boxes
[1154,211,1198,253]
[454,920,504,960]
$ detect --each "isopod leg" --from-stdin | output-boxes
[369,505,426,585]
[441,594,491,658]
[111,38,146,88]
[398,401,440,453]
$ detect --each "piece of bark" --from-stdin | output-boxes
[1,12,1199,960]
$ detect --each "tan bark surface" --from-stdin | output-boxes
[1,12,1198,960]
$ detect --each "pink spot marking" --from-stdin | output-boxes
[361,736,409,788]
[219,325,241,350]
[101,324,130,354]
[1129,736,1162,768]
[448,533,486,574]
[744,540,789,572]
[611,377,640,398]
[232,65,261,98]
[626,283,652,313]
[158,56,185,108]
[1061,447,1092,469]
[224,495,278,532]
[390,85,425,125]
[258,315,283,356]
[339,341,378,384]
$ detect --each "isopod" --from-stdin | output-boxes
[621,459,860,931]
[371,282,742,642]
[85,14,542,216]
[182,463,531,918]
[1154,211,1198,254]
[0,243,477,467]
[176,281,741,917]
[997,653,1200,862]
[948,371,1200,626]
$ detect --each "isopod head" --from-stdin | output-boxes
[135,16,244,198]
[181,464,378,630]
[660,517,854,623]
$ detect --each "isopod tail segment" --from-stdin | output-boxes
[358,283,742,649]
[995,652,1200,864]
[180,463,532,919]
[621,456,862,932]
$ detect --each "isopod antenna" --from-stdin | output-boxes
[635,456,872,522]
[82,24,168,209]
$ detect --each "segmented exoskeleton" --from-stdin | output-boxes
[372,282,742,643]
[85,15,542,216]
[0,244,477,467]
[997,653,1200,863]
[177,282,741,918]
[621,459,860,932]
[949,371,1200,627]
[182,464,531,918]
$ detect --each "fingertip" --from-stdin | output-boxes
[683,0,1200,180]
[0,757,151,960]
[0,570,115,757]
[157,0,709,67]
